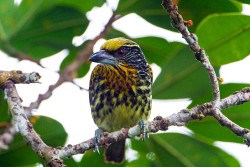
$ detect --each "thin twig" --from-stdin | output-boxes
[161,0,220,103]
[25,72,69,112]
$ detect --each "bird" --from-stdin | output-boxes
[88,37,153,163]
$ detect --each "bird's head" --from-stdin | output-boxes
[89,37,148,69]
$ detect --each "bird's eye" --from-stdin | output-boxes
[117,48,125,56]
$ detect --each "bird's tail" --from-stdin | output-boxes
[104,139,125,163]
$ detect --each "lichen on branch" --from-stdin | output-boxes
[0,71,41,87]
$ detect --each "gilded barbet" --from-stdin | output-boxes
[88,37,153,163]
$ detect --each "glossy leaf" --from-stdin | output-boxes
[152,46,219,99]
[130,133,240,167]
[0,0,102,41]
[9,5,88,59]
[34,116,67,146]
[55,0,105,12]
[197,14,250,66]
[64,158,81,167]
[0,116,67,166]
[116,0,241,31]
[177,0,241,32]
[188,83,250,143]
[234,0,250,4]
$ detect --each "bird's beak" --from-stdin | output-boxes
[89,50,116,66]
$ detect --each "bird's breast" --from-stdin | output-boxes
[90,65,152,131]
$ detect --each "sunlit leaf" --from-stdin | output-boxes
[234,0,250,4]
[197,14,250,66]
[130,133,240,167]
[152,46,219,99]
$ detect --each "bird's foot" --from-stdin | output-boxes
[94,128,103,153]
[138,120,149,141]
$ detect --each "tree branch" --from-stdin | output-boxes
[0,71,41,150]
[0,70,41,86]
[3,78,66,167]
[1,1,249,166]
[57,87,250,158]
[1,71,250,166]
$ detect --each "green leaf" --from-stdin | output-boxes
[0,0,60,41]
[197,14,250,66]
[117,0,173,30]
[8,5,88,59]
[64,158,81,167]
[177,0,242,32]
[55,0,105,12]
[0,0,101,42]
[152,46,219,99]
[188,83,250,143]
[80,149,127,166]
[131,133,240,167]
[116,0,241,31]
[0,116,67,166]
[32,116,67,147]
[234,0,250,4]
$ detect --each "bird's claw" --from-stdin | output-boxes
[94,129,103,153]
[138,120,149,141]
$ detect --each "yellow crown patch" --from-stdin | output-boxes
[101,37,138,51]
